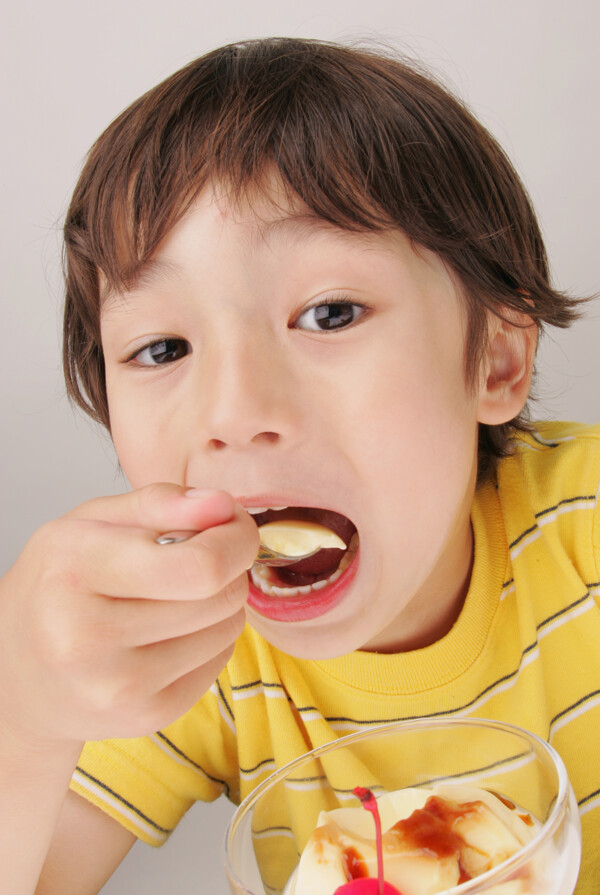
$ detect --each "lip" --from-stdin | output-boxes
[246,546,360,622]
[237,494,357,532]
[237,494,348,514]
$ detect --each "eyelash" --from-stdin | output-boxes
[291,298,370,332]
[125,337,191,367]
[123,298,368,367]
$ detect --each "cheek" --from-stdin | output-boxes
[107,394,183,488]
[336,346,477,460]
[110,417,151,487]
[333,346,479,538]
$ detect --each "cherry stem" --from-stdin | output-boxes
[353,787,384,895]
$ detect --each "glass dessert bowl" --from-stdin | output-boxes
[223,718,581,895]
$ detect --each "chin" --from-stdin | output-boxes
[245,594,376,662]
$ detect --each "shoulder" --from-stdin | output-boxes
[496,420,600,517]
[495,420,600,585]
[502,420,600,494]
[512,419,600,454]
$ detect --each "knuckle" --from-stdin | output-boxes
[49,620,82,668]
[137,481,179,521]
[34,606,77,668]
[138,481,167,509]
[185,540,224,594]
[210,525,254,585]
[166,519,255,599]
[29,517,95,595]
[84,678,117,715]
[87,665,141,716]
[35,598,99,672]
[28,518,71,566]
[227,607,247,640]
[212,608,245,650]
[134,483,162,522]
[220,575,249,615]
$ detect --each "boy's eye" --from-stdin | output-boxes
[132,338,191,366]
[293,301,367,332]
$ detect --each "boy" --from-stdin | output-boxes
[0,37,598,894]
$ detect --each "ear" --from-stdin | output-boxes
[477,311,538,425]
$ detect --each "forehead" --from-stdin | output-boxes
[98,196,351,303]
[186,180,387,252]
[100,178,461,313]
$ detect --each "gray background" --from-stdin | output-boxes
[1,1,598,892]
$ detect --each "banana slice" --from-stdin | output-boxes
[291,786,538,895]
[258,520,346,557]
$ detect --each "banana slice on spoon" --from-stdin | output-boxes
[157,520,346,568]
[257,520,346,567]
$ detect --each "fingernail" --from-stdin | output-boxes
[184,488,215,499]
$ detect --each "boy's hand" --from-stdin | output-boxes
[0,484,258,748]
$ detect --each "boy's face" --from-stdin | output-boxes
[101,181,484,659]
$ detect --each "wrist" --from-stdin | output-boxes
[0,707,83,772]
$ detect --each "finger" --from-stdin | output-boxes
[100,577,249,646]
[68,483,237,535]
[154,647,237,727]
[106,645,237,739]
[126,609,246,697]
[68,507,258,601]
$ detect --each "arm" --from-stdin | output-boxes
[0,734,83,895]
[0,484,258,893]
[36,791,136,895]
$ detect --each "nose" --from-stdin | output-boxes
[197,339,301,452]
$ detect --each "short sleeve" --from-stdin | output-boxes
[70,676,239,846]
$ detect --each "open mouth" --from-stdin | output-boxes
[246,506,359,621]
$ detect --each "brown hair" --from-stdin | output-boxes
[63,37,584,481]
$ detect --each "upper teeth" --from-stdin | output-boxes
[246,506,288,515]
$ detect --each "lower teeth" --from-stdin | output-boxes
[250,534,358,598]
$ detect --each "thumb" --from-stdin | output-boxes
[68,483,237,535]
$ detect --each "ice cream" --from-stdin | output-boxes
[288,784,539,895]
[258,519,346,556]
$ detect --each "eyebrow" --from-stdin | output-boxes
[130,257,183,291]
[101,257,183,309]
[254,212,361,245]
[102,212,382,309]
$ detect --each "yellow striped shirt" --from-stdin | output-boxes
[72,420,600,893]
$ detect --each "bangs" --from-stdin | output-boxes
[69,39,464,296]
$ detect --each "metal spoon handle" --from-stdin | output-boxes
[156,534,190,545]
[255,544,320,566]
[156,532,317,566]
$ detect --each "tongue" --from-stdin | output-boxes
[259,508,356,586]
[277,547,345,583]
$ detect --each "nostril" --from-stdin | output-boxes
[208,438,228,451]
[207,431,280,450]
[253,431,280,444]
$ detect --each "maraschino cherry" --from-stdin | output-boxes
[334,787,403,895]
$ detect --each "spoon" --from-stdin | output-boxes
[157,520,346,569]
[255,519,346,567]
[156,533,323,567]
[255,542,328,567]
